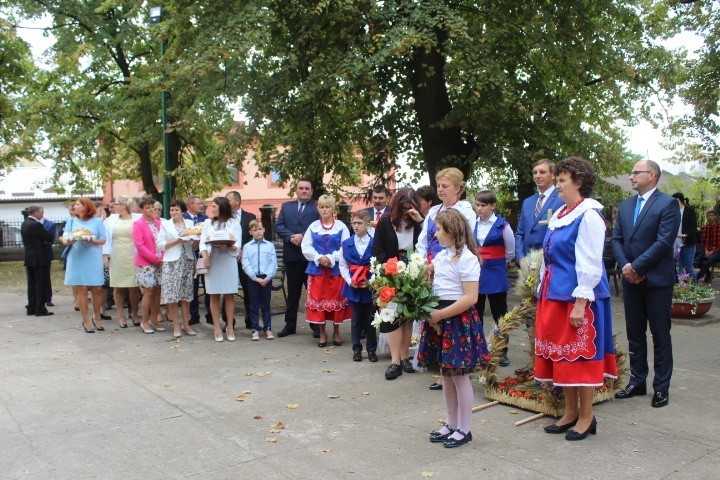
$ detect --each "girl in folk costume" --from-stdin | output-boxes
[420,209,488,448]
[301,195,352,347]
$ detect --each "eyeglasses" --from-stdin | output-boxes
[350,221,367,226]
[629,170,652,177]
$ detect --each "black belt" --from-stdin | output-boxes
[437,299,455,308]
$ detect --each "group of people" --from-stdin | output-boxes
[21,155,697,448]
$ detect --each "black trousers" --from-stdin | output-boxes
[26,265,49,312]
[350,300,377,353]
[623,283,674,393]
[475,292,508,326]
[239,267,251,326]
[283,260,309,331]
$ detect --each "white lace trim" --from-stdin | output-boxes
[548,198,604,230]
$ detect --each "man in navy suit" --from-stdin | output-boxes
[275,179,321,337]
[227,191,257,329]
[515,159,564,264]
[365,185,390,236]
[39,209,57,307]
[184,195,209,325]
[611,160,680,408]
[21,206,55,316]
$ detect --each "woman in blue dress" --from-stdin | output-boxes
[62,198,107,333]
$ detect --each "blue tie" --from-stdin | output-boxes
[633,196,644,225]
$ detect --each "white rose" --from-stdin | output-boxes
[407,262,420,279]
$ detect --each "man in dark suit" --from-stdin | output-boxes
[365,185,390,236]
[227,190,257,329]
[39,209,57,307]
[515,159,564,265]
[21,205,55,317]
[611,160,680,408]
[184,195,209,325]
[275,178,320,337]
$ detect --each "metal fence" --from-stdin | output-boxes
[0,218,65,249]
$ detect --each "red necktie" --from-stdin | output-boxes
[375,210,382,221]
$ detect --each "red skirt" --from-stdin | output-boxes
[305,270,351,324]
[534,281,617,386]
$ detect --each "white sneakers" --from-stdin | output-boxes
[252,330,274,340]
[251,331,260,341]
[265,330,274,340]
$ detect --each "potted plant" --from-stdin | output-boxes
[672,274,716,318]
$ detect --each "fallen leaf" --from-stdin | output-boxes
[269,429,280,433]
[322,448,332,453]
[242,390,252,394]
[244,372,253,376]
[322,369,333,373]
[508,410,518,414]
[271,421,286,429]
[235,395,246,402]
[253,415,264,419]
[421,472,434,477]
[438,419,445,424]
[265,437,277,443]
[170,345,179,349]
[362,392,370,396]
[164,384,170,387]
[327,395,339,399]
[256,371,272,377]
[286,404,299,409]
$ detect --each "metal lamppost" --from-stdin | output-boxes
[150,6,171,218]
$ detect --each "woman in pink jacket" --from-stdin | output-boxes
[133,196,165,334]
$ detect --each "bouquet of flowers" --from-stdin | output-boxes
[369,252,439,328]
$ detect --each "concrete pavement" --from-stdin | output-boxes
[1,287,720,479]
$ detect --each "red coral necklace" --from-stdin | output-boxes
[557,198,585,219]
[321,219,335,231]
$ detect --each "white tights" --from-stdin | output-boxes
[442,374,474,439]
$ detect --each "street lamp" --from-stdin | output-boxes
[149,5,172,218]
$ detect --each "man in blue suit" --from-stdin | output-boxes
[611,160,680,408]
[275,179,321,337]
[515,159,564,264]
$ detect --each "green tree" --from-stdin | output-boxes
[0,15,37,171]
[162,0,684,197]
[8,0,238,199]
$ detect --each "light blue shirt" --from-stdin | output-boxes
[241,239,278,281]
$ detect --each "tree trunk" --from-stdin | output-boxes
[138,142,160,200]
[409,28,474,191]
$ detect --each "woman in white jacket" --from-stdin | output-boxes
[103,196,142,328]
[158,200,197,337]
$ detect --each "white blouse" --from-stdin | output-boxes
[199,218,242,257]
[539,198,606,301]
[301,220,350,268]
[416,200,477,258]
[432,245,481,300]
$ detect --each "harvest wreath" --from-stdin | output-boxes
[478,250,628,418]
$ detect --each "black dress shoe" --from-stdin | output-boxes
[368,352,378,362]
[543,418,578,434]
[385,363,403,380]
[499,354,510,367]
[35,311,54,317]
[100,313,111,320]
[277,328,296,338]
[444,430,472,448]
[26,308,36,316]
[651,391,669,408]
[401,359,415,373]
[514,364,532,376]
[429,382,443,391]
[614,384,647,399]
[565,417,597,441]
[188,316,200,326]
[46,301,54,307]
[318,342,327,348]
[353,351,362,362]
[429,424,453,443]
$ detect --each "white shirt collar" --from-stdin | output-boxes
[639,187,657,202]
[539,185,556,197]
[548,198,604,229]
[478,213,497,225]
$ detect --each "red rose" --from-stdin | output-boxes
[384,257,399,275]
[442,339,452,350]
[379,286,396,304]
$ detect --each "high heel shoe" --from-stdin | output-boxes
[82,323,95,333]
[543,417,578,434]
[182,326,197,336]
[119,320,128,329]
[226,328,236,342]
[214,331,224,342]
[565,417,597,441]
[140,324,155,334]
[132,319,141,327]
[100,314,111,320]
[149,322,166,332]
[173,327,182,339]
[92,320,105,332]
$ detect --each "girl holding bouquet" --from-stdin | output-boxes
[420,209,487,448]
[301,194,352,347]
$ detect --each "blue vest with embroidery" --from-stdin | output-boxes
[340,235,374,303]
[476,215,510,294]
[305,230,344,277]
[542,210,611,302]
[426,216,444,259]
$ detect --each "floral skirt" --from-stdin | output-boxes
[136,264,162,289]
[305,270,351,324]
[160,257,193,304]
[417,305,488,377]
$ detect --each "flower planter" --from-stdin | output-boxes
[671,299,714,318]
